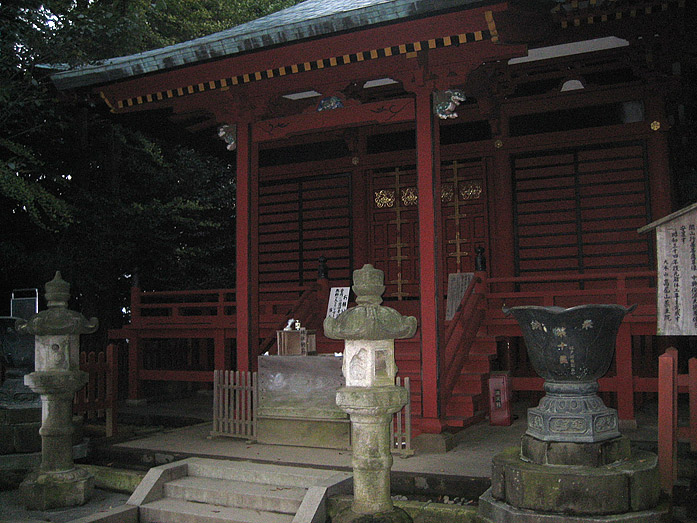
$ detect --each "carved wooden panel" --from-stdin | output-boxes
[370,166,419,300]
[441,159,488,280]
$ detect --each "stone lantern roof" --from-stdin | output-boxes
[324,264,417,340]
[16,272,98,336]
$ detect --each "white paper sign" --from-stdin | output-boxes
[656,211,697,335]
[326,287,351,318]
[446,273,475,321]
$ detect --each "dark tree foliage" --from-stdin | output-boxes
[0,0,300,346]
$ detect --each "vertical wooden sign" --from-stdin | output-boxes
[445,273,475,320]
[326,287,351,318]
[640,203,697,336]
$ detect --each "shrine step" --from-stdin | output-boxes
[139,498,295,523]
[164,476,306,513]
[131,457,352,523]
[186,458,341,487]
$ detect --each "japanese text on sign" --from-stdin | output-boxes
[656,212,697,335]
[326,287,351,319]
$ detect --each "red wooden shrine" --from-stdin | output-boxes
[55,0,689,434]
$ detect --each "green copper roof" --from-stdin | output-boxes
[51,0,490,90]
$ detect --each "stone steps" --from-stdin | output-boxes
[130,457,352,523]
[139,497,295,523]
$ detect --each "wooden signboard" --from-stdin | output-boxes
[639,203,697,336]
[326,287,350,318]
[446,273,475,321]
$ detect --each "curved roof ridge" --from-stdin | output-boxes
[51,0,487,90]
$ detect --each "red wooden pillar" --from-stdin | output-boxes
[127,334,142,400]
[214,291,229,371]
[658,347,678,496]
[235,119,259,372]
[615,325,635,426]
[415,87,444,432]
[645,87,672,219]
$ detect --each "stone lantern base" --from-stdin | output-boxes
[478,437,670,522]
[333,506,413,523]
[20,466,94,510]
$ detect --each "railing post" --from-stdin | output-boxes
[689,357,697,452]
[658,347,678,496]
[130,285,142,328]
[615,323,635,427]
[127,335,142,401]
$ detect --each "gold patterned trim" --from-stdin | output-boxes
[374,189,395,208]
[460,181,482,200]
[441,183,454,203]
[401,187,418,206]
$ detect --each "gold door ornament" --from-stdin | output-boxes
[374,189,396,208]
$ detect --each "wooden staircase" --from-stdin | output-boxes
[444,330,497,427]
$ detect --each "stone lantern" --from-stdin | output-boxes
[324,264,417,523]
[16,272,98,510]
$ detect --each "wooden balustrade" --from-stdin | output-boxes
[658,348,697,496]
[74,344,118,437]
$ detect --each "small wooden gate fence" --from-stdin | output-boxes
[211,370,257,439]
[391,376,413,456]
[657,348,697,495]
[74,343,118,437]
[211,370,412,454]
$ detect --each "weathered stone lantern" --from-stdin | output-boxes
[325,264,417,523]
[16,272,98,510]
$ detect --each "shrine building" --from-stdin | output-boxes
[51,0,691,435]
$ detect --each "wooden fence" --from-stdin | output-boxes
[391,376,413,456]
[74,343,118,437]
[657,347,697,495]
[211,370,257,439]
[211,370,412,454]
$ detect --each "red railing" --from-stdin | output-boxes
[658,348,697,495]
[74,343,118,437]
[477,270,657,424]
[442,272,487,401]
[131,287,236,328]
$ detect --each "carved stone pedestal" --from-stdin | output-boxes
[334,386,411,523]
[21,466,94,511]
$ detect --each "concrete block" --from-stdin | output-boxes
[139,497,294,523]
[412,432,456,454]
[478,488,672,523]
[164,476,305,513]
[68,504,139,523]
[0,424,15,453]
[618,450,661,511]
[12,422,42,453]
[127,459,188,506]
[521,434,631,466]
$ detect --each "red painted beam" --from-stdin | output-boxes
[415,88,442,428]
[252,98,414,142]
[657,347,678,496]
[235,119,259,372]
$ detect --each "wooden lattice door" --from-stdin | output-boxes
[441,159,488,279]
[370,166,419,300]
